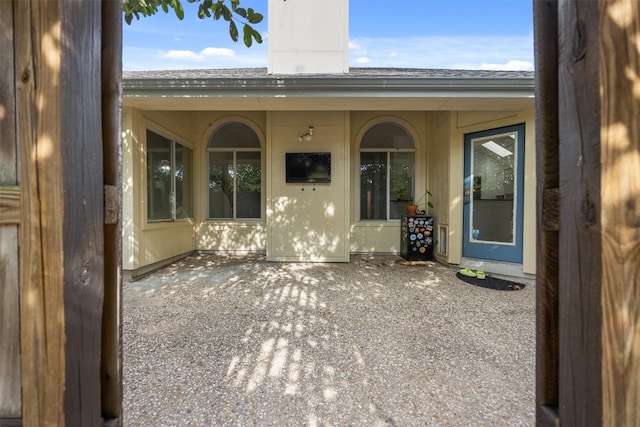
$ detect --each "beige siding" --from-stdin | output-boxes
[122,106,536,275]
[427,111,453,259]
[267,111,350,261]
[122,109,197,272]
[193,112,267,254]
[349,112,428,253]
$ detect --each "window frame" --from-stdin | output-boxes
[359,123,416,222]
[206,122,263,221]
[145,128,193,223]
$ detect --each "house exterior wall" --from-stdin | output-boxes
[447,109,537,274]
[122,108,197,274]
[193,111,267,254]
[427,111,453,258]
[267,111,351,261]
[122,106,536,276]
[349,111,428,254]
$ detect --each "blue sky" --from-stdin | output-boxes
[123,0,534,71]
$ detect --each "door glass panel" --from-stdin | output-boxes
[470,131,517,244]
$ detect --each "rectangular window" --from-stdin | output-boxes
[236,152,261,219]
[360,151,415,220]
[360,152,387,220]
[208,151,261,219]
[146,129,193,222]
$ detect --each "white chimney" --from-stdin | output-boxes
[268,0,349,74]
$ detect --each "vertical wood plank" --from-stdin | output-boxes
[533,0,560,424]
[59,1,105,425]
[0,0,17,185]
[0,226,21,418]
[101,0,124,421]
[599,1,640,425]
[557,0,603,425]
[0,0,22,419]
[16,1,66,425]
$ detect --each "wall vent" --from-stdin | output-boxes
[437,224,448,256]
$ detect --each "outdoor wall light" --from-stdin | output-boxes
[297,126,314,142]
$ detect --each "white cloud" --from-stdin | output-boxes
[354,57,370,64]
[124,34,533,71]
[160,47,235,62]
[347,35,534,70]
[481,60,534,71]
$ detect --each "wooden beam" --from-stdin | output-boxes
[16,1,66,424]
[557,0,603,424]
[59,1,105,425]
[599,0,640,425]
[533,0,560,423]
[100,0,123,421]
[0,187,20,225]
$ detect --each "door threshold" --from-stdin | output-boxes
[460,257,534,285]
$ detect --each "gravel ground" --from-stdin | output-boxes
[123,253,535,427]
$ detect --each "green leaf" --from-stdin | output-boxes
[235,7,247,18]
[171,0,185,20]
[161,1,169,13]
[251,27,263,44]
[229,20,239,42]
[243,24,253,47]
[213,4,222,19]
[243,25,263,47]
[247,8,263,24]
[221,4,233,21]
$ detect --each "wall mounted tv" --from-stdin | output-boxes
[285,152,331,183]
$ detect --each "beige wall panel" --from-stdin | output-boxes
[427,111,453,259]
[456,111,520,129]
[350,223,401,254]
[141,110,196,143]
[139,223,194,267]
[122,108,139,270]
[522,119,537,274]
[195,222,266,252]
[123,108,198,271]
[267,111,349,261]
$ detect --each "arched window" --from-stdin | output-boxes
[207,122,262,219]
[360,122,416,220]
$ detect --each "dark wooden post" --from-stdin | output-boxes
[536,0,640,425]
[101,0,124,423]
[533,0,560,424]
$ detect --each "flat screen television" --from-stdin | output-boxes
[285,152,331,183]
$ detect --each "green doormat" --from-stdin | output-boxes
[455,272,526,291]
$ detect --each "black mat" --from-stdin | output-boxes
[456,272,526,291]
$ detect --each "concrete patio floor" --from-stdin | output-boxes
[123,253,535,426]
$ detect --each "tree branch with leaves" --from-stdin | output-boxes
[123,0,263,47]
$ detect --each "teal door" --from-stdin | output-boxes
[463,124,525,263]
